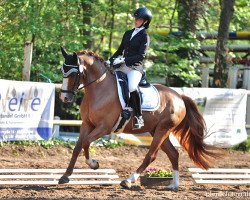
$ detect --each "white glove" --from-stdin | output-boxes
[105,60,111,66]
[113,57,125,65]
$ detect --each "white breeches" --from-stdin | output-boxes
[116,64,142,92]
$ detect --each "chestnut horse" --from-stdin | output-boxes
[58,47,218,190]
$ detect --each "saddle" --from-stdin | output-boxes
[116,71,150,106]
[113,71,160,133]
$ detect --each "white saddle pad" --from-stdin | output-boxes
[115,74,160,111]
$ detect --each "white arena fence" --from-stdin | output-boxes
[0,168,121,185]
[189,168,250,185]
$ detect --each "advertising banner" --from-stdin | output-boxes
[118,88,248,148]
[172,88,248,147]
[0,79,55,141]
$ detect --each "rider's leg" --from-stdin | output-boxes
[127,70,142,92]
[130,90,144,128]
[127,70,143,129]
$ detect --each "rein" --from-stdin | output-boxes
[78,67,108,90]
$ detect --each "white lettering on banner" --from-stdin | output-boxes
[171,88,248,148]
[0,89,42,112]
[0,79,55,141]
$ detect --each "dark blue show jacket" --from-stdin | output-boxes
[110,28,150,74]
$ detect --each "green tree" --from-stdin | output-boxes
[146,33,201,87]
[0,0,249,86]
[213,0,236,87]
[177,0,208,33]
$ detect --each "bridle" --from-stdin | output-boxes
[60,58,108,95]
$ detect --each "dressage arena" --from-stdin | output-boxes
[0,145,249,200]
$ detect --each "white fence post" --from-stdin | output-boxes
[22,41,33,81]
[52,116,60,138]
[243,68,250,90]
[228,66,238,89]
[201,67,209,88]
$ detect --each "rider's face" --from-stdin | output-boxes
[134,18,146,28]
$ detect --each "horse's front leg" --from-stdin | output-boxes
[58,123,93,184]
[83,125,110,169]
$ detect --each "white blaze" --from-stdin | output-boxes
[60,78,69,101]
[79,64,85,73]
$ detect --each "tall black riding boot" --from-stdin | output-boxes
[130,90,144,129]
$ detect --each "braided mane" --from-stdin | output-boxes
[77,50,104,62]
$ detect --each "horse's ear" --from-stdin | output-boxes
[61,47,68,58]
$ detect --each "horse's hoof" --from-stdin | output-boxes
[92,160,99,170]
[166,183,179,191]
[120,180,131,189]
[58,175,69,184]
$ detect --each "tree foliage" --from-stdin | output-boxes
[0,0,249,85]
[147,33,202,86]
[1,0,249,121]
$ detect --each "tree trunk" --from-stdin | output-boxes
[169,0,178,32]
[80,0,92,49]
[213,0,235,87]
[99,12,108,46]
[108,0,115,54]
[177,0,207,33]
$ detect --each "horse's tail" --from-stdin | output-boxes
[172,94,220,169]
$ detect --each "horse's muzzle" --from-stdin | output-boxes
[60,93,74,103]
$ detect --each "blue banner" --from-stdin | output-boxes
[0,80,55,141]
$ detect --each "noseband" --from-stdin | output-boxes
[60,59,108,95]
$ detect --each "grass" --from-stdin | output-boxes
[95,136,124,148]
[0,136,124,152]
[232,137,250,152]
[0,138,75,149]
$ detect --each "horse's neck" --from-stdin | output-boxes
[84,64,116,96]
[77,53,117,98]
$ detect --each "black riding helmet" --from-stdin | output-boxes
[133,7,152,29]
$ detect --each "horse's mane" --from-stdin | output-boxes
[77,50,104,62]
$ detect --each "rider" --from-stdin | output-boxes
[106,7,152,129]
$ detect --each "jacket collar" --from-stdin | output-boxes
[129,28,146,41]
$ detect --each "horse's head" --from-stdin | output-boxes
[60,47,109,103]
[60,47,82,103]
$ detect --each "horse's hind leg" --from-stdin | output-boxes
[161,136,179,190]
[120,121,172,189]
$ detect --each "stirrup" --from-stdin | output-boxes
[133,116,144,129]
